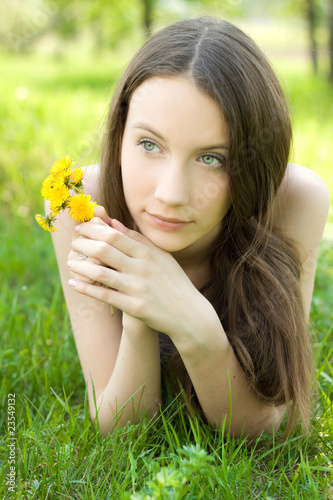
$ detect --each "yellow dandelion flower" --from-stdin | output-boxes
[41,170,68,200]
[49,184,71,212]
[51,168,69,187]
[35,214,57,232]
[50,156,75,175]
[69,167,84,185]
[50,205,61,216]
[37,156,96,232]
[41,176,54,200]
[67,194,98,222]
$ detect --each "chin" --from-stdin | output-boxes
[147,236,189,253]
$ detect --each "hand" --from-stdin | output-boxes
[121,313,157,345]
[67,206,112,284]
[67,217,208,342]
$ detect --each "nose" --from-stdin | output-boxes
[154,160,190,207]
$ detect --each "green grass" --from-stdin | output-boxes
[1,37,332,499]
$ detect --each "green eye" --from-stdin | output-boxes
[202,155,216,165]
[140,139,160,153]
[200,154,225,168]
[143,141,155,151]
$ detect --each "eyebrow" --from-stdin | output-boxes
[132,122,229,150]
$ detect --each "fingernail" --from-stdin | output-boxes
[75,224,81,232]
[67,260,72,268]
[112,219,127,232]
[68,279,78,288]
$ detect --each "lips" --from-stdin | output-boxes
[146,212,192,230]
[149,213,190,223]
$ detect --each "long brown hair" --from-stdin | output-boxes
[100,17,313,432]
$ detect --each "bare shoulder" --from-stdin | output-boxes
[281,163,329,206]
[82,164,101,202]
[272,163,330,243]
[271,163,330,317]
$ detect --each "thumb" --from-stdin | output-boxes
[93,205,112,226]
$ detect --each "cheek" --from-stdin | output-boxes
[122,168,141,208]
[191,172,232,215]
[121,146,138,195]
[121,154,153,212]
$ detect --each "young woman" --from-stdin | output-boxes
[49,18,329,439]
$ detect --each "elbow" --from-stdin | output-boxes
[88,395,161,438]
[89,405,119,438]
[88,393,115,437]
[241,405,286,441]
[207,405,285,441]
[89,397,119,437]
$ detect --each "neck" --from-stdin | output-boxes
[173,253,211,290]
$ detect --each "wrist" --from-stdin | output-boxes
[122,313,157,344]
[173,299,230,364]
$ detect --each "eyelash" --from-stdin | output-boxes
[138,139,226,169]
[198,153,226,170]
[139,138,161,154]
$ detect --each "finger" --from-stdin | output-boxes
[78,216,110,229]
[75,220,158,260]
[69,269,96,284]
[68,277,135,314]
[111,219,157,250]
[93,206,112,226]
[71,236,129,272]
[73,217,119,251]
[68,248,102,267]
[71,216,108,249]
[67,259,127,292]
[67,250,99,283]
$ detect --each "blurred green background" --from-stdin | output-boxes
[1,0,332,228]
[0,0,332,332]
[0,2,332,496]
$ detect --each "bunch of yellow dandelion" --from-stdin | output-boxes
[35,156,97,232]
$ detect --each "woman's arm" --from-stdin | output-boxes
[68,218,283,439]
[270,163,330,318]
[64,164,329,438]
[68,165,329,439]
[171,311,282,438]
[93,315,161,432]
[49,169,161,435]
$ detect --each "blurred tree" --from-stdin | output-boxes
[0,0,257,53]
[2,0,332,84]
[45,0,143,48]
[298,0,333,82]
[0,0,58,52]
[271,0,332,81]
[42,0,248,46]
[143,0,154,36]
[328,0,333,80]
[306,0,319,73]
[0,0,146,52]
[273,0,322,74]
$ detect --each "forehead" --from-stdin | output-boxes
[127,76,229,145]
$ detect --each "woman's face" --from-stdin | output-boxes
[121,75,232,260]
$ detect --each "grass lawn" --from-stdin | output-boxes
[0,22,332,498]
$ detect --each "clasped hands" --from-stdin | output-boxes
[67,206,206,341]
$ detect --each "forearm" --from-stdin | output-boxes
[92,326,161,436]
[173,301,282,439]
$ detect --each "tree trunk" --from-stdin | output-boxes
[142,0,153,37]
[306,0,318,74]
[329,0,333,82]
